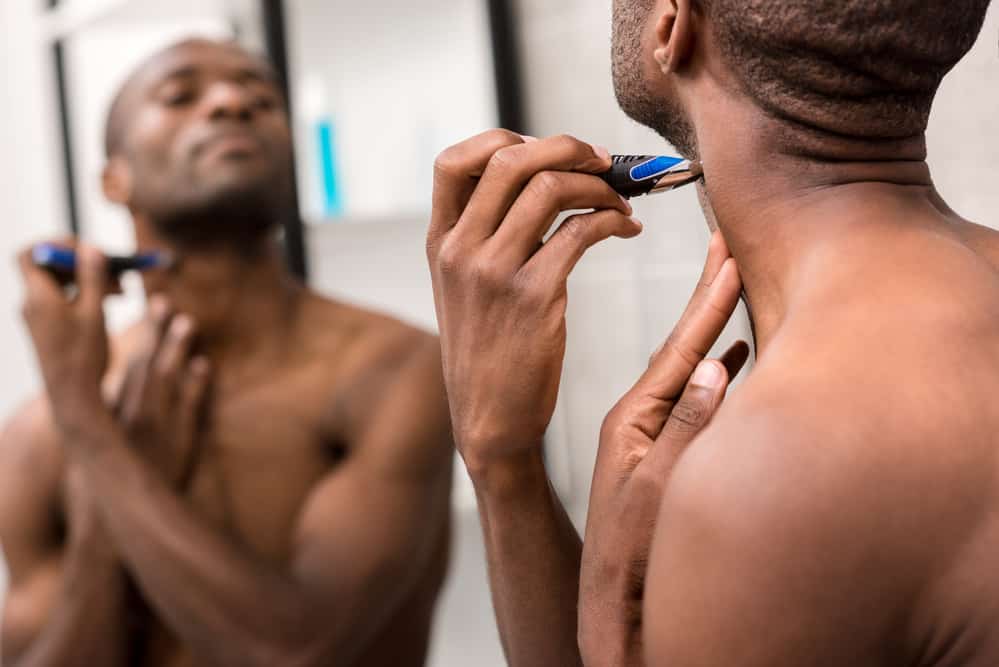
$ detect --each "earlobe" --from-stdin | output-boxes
[102,157,132,205]
[654,0,694,74]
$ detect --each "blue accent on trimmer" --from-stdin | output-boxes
[629,155,685,181]
[32,243,169,276]
[32,244,77,271]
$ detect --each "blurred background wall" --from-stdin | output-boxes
[1,1,997,665]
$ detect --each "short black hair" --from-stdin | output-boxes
[699,0,991,140]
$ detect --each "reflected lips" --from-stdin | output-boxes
[198,132,262,159]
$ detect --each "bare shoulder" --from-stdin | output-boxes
[663,342,994,592]
[0,397,67,570]
[299,291,450,468]
[0,396,64,485]
[299,290,438,368]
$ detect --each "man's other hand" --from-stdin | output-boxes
[427,130,641,477]
[579,231,748,665]
[18,241,112,432]
[107,295,211,489]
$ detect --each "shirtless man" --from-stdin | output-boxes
[427,0,999,665]
[4,39,452,667]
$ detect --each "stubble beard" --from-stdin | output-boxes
[611,0,699,159]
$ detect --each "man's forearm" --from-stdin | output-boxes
[67,417,313,667]
[470,449,584,667]
[8,521,128,667]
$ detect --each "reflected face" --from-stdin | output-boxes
[611,0,698,157]
[112,40,294,246]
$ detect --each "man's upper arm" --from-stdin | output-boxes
[0,399,66,656]
[643,405,926,667]
[288,335,452,654]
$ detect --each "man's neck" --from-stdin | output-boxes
[690,91,951,353]
[133,217,304,366]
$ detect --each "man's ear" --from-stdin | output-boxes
[653,0,694,74]
[102,156,133,205]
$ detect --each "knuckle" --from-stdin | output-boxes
[599,404,628,442]
[527,171,563,200]
[433,147,463,178]
[558,214,590,243]
[483,127,521,147]
[434,239,463,276]
[552,133,581,151]
[487,145,522,175]
[468,257,507,292]
[663,337,703,369]
[668,395,711,432]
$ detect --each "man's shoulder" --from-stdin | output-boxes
[302,291,448,452]
[301,290,437,364]
[668,357,993,579]
[0,396,65,489]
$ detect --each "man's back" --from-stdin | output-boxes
[1,290,452,667]
[645,205,999,666]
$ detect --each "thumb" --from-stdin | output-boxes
[646,359,729,473]
[76,244,110,315]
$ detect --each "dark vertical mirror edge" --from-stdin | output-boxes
[487,0,526,134]
[50,0,81,235]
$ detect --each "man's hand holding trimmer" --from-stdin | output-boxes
[20,243,210,486]
[428,130,747,666]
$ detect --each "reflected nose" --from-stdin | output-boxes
[202,80,254,122]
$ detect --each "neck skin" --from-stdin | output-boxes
[131,213,305,367]
[682,79,959,354]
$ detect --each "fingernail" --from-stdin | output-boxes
[629,217,644,232]
[171,315,192,336]
[691,361,723,388]
[150,295,169,318]
[593,145,611,162]
[520,134,538,143]
[618,194,633,215]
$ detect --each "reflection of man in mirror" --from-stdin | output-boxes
[3,39,452,667]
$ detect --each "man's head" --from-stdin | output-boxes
[612,0,991,158]
[102,39,293,249]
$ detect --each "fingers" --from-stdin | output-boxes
[119,299,199,430]
[525,210,643,286]
[697,230,731,292]
[154,314,197,390]
[174,356,211,485]
[75,245,110,316]
[17,247,65,310]
[638,257,742,399]
[488,172,631,267]
[429,129,524,249]
[649,359,729,467]
[456,134,612,241]
[119,297,172,422]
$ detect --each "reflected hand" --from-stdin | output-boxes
[107,296,211,489]
[19,242,113,433]
[427,130,640,475]
[579,231,748,665]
